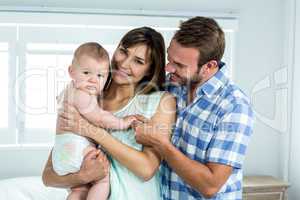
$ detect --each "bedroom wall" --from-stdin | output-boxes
[0,148,50,179]
[234,0,285,178]
[288,0,300,199]
[0,0,288,184]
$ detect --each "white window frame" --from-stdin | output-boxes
[0,25,17,145]
[0,11,238,148]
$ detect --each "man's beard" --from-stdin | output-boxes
[179,71,203,87]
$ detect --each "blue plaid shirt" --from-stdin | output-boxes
[161,63,254,200]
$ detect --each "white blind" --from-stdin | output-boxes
[0,26,17,145]
[0,12,237,146]
[0,43,8,128]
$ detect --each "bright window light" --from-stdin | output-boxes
[27,43,79,51]
[23,53,72,129]
[0,51,8,128]
[0,43,8,51]
[0,13,237,145]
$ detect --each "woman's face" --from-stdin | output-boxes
[111,44,151,86]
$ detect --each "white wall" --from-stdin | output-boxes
[236,0,287,178]
[0,0,288,184]
[289,0,300,199]
[0,148,50,179]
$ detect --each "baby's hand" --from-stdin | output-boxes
[121,115,138,129]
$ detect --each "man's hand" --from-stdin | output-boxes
[133,115,171,149]
[78,149,109,184]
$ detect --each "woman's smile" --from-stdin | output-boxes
[114,67,131,78]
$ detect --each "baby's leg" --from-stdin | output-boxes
[87,174,110,200]
[66,145,97,200]
[67,185,89,200]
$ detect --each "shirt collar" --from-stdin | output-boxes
[196,62,229,98]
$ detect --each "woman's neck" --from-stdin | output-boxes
[106,81,135,100]
[102,81,136,111]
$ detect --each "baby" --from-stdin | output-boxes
[52,42,135,200]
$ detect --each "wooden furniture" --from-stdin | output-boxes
[243,176,289,200]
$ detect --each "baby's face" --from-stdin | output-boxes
[69,55,109,95]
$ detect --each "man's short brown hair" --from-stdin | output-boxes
[174,16,225,68]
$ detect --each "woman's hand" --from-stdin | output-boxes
[78,149,110,184]
[57,102,88,136]
[42,149,109,188]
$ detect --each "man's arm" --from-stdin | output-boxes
[158,142,232,198]
[135,127,232,198]
[135,102,254,198]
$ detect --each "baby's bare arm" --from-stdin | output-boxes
[72,89,134,130]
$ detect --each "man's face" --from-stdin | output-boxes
[166,39,202,86]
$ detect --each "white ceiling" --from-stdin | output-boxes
[0,0,239,13]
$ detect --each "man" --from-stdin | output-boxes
[134,16,254,200]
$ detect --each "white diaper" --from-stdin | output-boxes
[52,133,94,176]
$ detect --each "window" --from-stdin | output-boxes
[0,25,17,145]
[20,46,74,143]
[0,43,8,128]
[0,12,237,146]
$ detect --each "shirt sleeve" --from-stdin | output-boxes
[205,102,254,169]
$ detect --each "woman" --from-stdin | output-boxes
[42,27,176,200]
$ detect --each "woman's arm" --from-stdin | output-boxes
[97,93,176,180]
[60,93,176,181]
[42,150,109,188]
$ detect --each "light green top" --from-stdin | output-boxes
[109,91,165,200]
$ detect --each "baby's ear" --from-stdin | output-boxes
[68,65,74,78]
